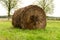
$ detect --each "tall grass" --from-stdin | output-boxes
[0,20,60,40]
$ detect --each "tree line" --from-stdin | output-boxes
[0,0,54,20]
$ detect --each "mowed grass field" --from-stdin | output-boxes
[0,20,60,40]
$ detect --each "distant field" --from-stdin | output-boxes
[0,20,60,40]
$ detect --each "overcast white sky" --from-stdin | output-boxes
[47,0,60,17]
[0,0,60,17]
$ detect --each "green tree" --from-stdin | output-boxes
[0,0,18,20]
[36,0,54,14]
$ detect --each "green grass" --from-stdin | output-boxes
[0,20,60,40]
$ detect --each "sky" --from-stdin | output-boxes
[0,3,7,16]
[0,0,60,17]
[47,0,60,17]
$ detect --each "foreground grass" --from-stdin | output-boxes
[0,20,60,40]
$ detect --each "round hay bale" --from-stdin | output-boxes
[12,5,46,29]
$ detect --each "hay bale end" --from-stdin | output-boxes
[12,5,46,29]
